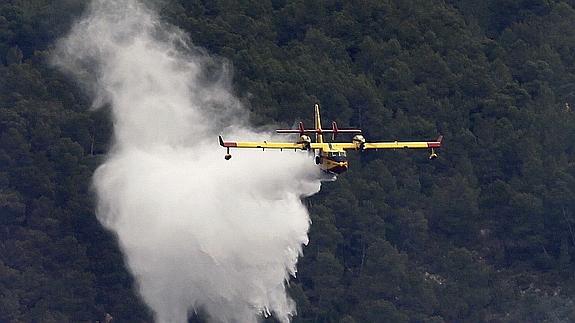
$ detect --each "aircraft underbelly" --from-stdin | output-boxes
[320,158,348,174]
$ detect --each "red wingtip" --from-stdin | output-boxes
[218,136,237,147]
[427,135,443,148]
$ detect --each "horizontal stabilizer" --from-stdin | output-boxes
[276,121,362,135]
[275,129,363,133]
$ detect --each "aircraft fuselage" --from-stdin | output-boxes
[316,147,348,174]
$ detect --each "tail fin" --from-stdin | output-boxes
[275,104,362,140]
[314,104,323,143]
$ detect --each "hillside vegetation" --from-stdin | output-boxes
[1,0,575,321]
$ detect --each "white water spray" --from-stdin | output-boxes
[53,0,321,322]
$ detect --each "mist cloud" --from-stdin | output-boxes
[53,0,321,322]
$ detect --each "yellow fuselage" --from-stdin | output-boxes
[317,148,348,174]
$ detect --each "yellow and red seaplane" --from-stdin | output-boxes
[219,104,443,174]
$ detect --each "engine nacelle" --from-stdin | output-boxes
[299,134,312,150]
[352,134,366,150]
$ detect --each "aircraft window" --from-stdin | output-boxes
[329,152,346,158]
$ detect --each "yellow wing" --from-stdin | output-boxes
[219,136,305,150]
[327,135,443,150]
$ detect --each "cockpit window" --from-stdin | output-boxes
[328,151,347,162]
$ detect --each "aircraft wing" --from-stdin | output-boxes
[219,136,305,150]
[362,141,434,149]
[323,135,443,150]
[220,135,442,151]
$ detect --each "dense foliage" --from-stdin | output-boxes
[2,0,575,321]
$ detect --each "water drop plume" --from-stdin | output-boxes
[53,0,321,322]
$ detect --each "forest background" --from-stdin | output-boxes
[1,0,575,322]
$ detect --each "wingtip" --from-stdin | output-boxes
[427,135,443,148]
[219,135,224,146]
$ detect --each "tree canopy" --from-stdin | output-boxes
[2,0,575,321]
